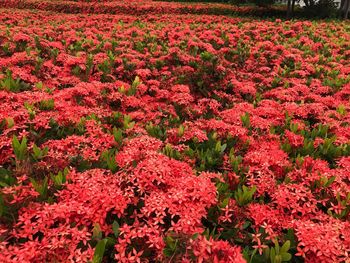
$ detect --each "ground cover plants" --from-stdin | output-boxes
[0,2,350,262]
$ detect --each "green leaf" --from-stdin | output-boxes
[30,177,48,199]
[242,247,250,260]
[42,177,48,197]
[42,146,49,157]
[0,168,15,187]
[113,127,123,145]
[6,117,15,128]
[112,221,120,238]
[163,247,174,257]
[127,76,141,96]
[165,235,174,242]
[263,246,270,260]
[274,240,280,255]
[92,223,102,240]
[20,136,27,153]
[270,247,276,263]
[336,104,347,116]
[177,125,185,137]
[240,112,250,128]
[285,229,296,248]
[281,252,292,261]
[221,143,227,153]
[12,135,28,161]
[0,194,4,217]
[324,176,336,187]
[12,135,20,154]
[32,144,42,160]
[92,239,107,263]
[220,197,230,208]
[104,236,116,247]
[280,240,290,253]
[30,178,39,193]
[275,254,282,263]
[242,221,251,229]
[191,233,199,240]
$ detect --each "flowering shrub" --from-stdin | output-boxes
[0,2,350,262]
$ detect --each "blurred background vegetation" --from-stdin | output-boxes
[158,0,349,19]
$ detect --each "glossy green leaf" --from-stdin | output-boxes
[92,239,107,263]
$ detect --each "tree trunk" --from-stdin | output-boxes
[345,0,350,19]
[292,0,296,13]
[287,0,292,18]
[340,0,345,9]
[340,0,345,17]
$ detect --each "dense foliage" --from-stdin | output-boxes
[0,1,350,262]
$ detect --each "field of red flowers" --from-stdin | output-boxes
[0,1,350,262]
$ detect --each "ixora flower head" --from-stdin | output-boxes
[295,218,350,262]
[170,84,194,105]
[118,137,218,232]
[188,236,246,263]
[12,33,32,43]
[115,135,163,168]
[1,169,126,262]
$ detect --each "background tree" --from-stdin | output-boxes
[340,0,350,18]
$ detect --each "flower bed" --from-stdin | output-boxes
[0,5,349,263]
[0,0,284,16]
